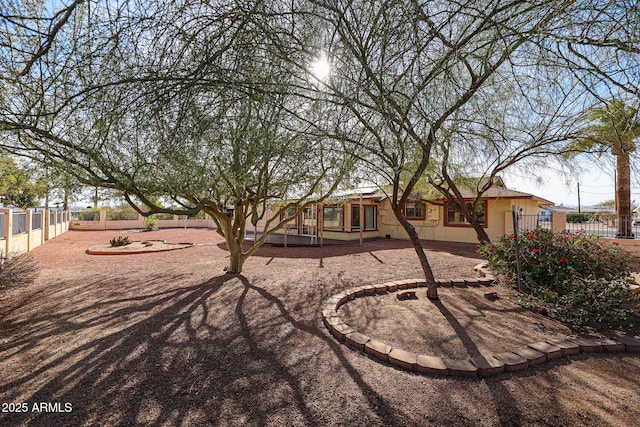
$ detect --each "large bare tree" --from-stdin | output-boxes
[0,0,353,273]
[293,0,584,298]
[425,67,586,244]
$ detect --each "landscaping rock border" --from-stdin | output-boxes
[86,240,194,255]
[322,277,640,378]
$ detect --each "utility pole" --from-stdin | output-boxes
[577,182,581,213]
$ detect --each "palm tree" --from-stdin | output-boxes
[570,100,640,238]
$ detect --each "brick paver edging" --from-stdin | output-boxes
[322,278,640,378]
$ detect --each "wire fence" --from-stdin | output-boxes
[12,212,27,235]
[32,212,42,230]
[178,212,206,221]
[71,211,100,221]
[106,211,139,221]
[518,213,639,239]
[155,213,174,220]
[516,215,552,233]
[566,214,637,238]
[0,209,70,257]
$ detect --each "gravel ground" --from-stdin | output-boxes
[0,228,639,426]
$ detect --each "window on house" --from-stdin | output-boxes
[279,207,297,221]
[445,201,486,226]
[322,206,343,231]
[351,205,377,231]
[351,205,360,230]
[279,207,299,231]
[405,202,426,220]
[365,206,376,230]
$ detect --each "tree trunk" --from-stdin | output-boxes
[228,248,245,274]
[63,187,69,211]
[616,152,633,238]
[438,170,491,245]
[471,220,491,245]
[224,232,246,273]
[93,187,99,209]
[452,198,490,244]
[216,212,246,274]
[393,208,438,299]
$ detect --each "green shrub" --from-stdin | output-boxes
[144,215,158,231]
[154,213,174,220]
[76,210,100,221]
[106,211,138,221]
[110,236,131,247]
[479,228,638,329]
[566,212,592,223]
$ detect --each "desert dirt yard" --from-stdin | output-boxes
[0,228,639,426]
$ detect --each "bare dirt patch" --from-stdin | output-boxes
[0,229,639,427]
[339,286,574,360]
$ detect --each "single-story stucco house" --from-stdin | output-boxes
[256,179,555,245]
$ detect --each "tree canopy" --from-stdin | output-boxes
[283,0,640,296]
[0,154,46,208]
[0,0,354,272]
[0,0,638,280]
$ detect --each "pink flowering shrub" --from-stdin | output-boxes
[479,228,638,328]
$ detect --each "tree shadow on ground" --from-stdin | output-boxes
[0,273,418,426]
[432,299,525,426]
[215,238,484,261]
[1,270,638,426]
[338,285,637,426]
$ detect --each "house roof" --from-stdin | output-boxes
[433,187,554,206]
[325,187,387,203]
[335,178,554,206]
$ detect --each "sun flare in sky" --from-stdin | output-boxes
[310,55,331,81]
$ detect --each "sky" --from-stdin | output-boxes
[504,166,638,208]
[62,162,635,211]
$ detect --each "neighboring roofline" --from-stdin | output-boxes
[539,205,578,212]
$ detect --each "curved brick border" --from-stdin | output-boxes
[322,277,640,378]
[86,240,194,255]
